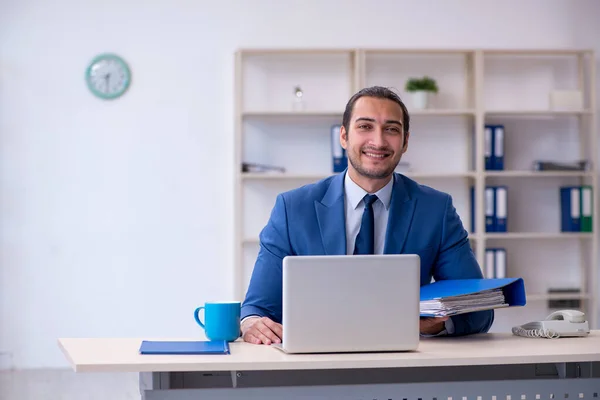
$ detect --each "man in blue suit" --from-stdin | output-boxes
[240,86,494,345]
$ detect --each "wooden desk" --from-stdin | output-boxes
[59,332,600,400]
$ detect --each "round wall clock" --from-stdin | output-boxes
[85,53,131,99]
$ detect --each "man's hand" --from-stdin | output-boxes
[420,316,448,335]
[241,316,283,345]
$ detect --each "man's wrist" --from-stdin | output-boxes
[241,315,260,331]
[420,318,452,337]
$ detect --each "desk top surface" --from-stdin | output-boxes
[58,331,600,373]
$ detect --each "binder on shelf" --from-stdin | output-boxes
[484,124,505,170]
[485,125,493,170]
[493,125,504,170]
[580,185,593,232]
[470,186,497,233]
[495,248,506,278]
[420,277,526,317]
[139,340,230,355]
[331,124,347,173]
[560,186,581,232]
[484,248,495,278]
[484,248,507,278]
[495,186,507,233]
[486,186,497,232]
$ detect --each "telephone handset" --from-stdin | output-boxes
[512,309,590,339]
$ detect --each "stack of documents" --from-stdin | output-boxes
[420,278,526,318]
[420,287,506,317]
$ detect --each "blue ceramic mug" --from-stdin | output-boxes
[194,301,241,342]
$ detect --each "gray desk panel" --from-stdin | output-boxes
[142,378,600,400]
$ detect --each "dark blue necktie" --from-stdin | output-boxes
[354,194,378,255]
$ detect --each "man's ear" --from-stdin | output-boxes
[340,125,348,149]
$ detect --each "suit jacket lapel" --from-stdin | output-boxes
[384,174,416,254]
[315,172,347,255]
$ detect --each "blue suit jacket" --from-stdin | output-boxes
[241,171,494,336]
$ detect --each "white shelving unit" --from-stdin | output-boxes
[234,48,598,330]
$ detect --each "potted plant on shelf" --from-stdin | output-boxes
[405,76,439,110]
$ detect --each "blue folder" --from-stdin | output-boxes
[420,277,526,317]
[139,340,230,355]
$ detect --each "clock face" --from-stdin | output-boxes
[85,54,131,99]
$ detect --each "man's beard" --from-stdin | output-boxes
[347,147,398,179]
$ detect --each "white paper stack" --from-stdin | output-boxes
[420,288,508,317]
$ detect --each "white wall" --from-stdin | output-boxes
[1,0,600,371]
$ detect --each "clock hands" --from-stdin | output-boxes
[104,73,110,93]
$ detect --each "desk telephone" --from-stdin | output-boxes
[512,309,590,339]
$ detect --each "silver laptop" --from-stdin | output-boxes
[272,254,420,354]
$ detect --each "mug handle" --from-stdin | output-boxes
[194,306,205,329]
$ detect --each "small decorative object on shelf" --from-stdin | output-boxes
[533,159,590,171]
[292,85,306,111]
[405,76,438,110]
[241,162,285,173]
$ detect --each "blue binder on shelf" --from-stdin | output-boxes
[420,277,526,317]
[484,124,505,170]
[331,124,347,173]
[560,186,581,232]
[139,340,230,355]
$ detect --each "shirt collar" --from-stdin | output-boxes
[344,171,394,211]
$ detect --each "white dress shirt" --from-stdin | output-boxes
[344,172,393,255]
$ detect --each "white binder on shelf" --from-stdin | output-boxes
[495,186,507,232]
[495,248,506,278]
[485,249,495,278]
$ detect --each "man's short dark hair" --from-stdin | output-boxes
[342,86,410,134]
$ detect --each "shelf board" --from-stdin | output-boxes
[364,48,475,55]
[240,172,476,180]
[244,233,590,242]
[245,236,481,244]
[237,48,592,56]
[485,170,594,178]
[239,48,356,55]
[410,109,476,116]
[241,173,329,180]
[482,49,591,56]
[407,172,476,179]
[241,111,342,118]
[241,110,475,118]
[485,232,593,239]
[485,109,591,117]
[241,171,593,180]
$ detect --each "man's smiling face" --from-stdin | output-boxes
[341,96,409,181]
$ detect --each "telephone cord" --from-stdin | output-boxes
[511,326,561,339]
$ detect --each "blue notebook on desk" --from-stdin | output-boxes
[420,277,526,317]
[139,340,230,355]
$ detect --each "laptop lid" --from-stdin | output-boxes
[279,254,420,353]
